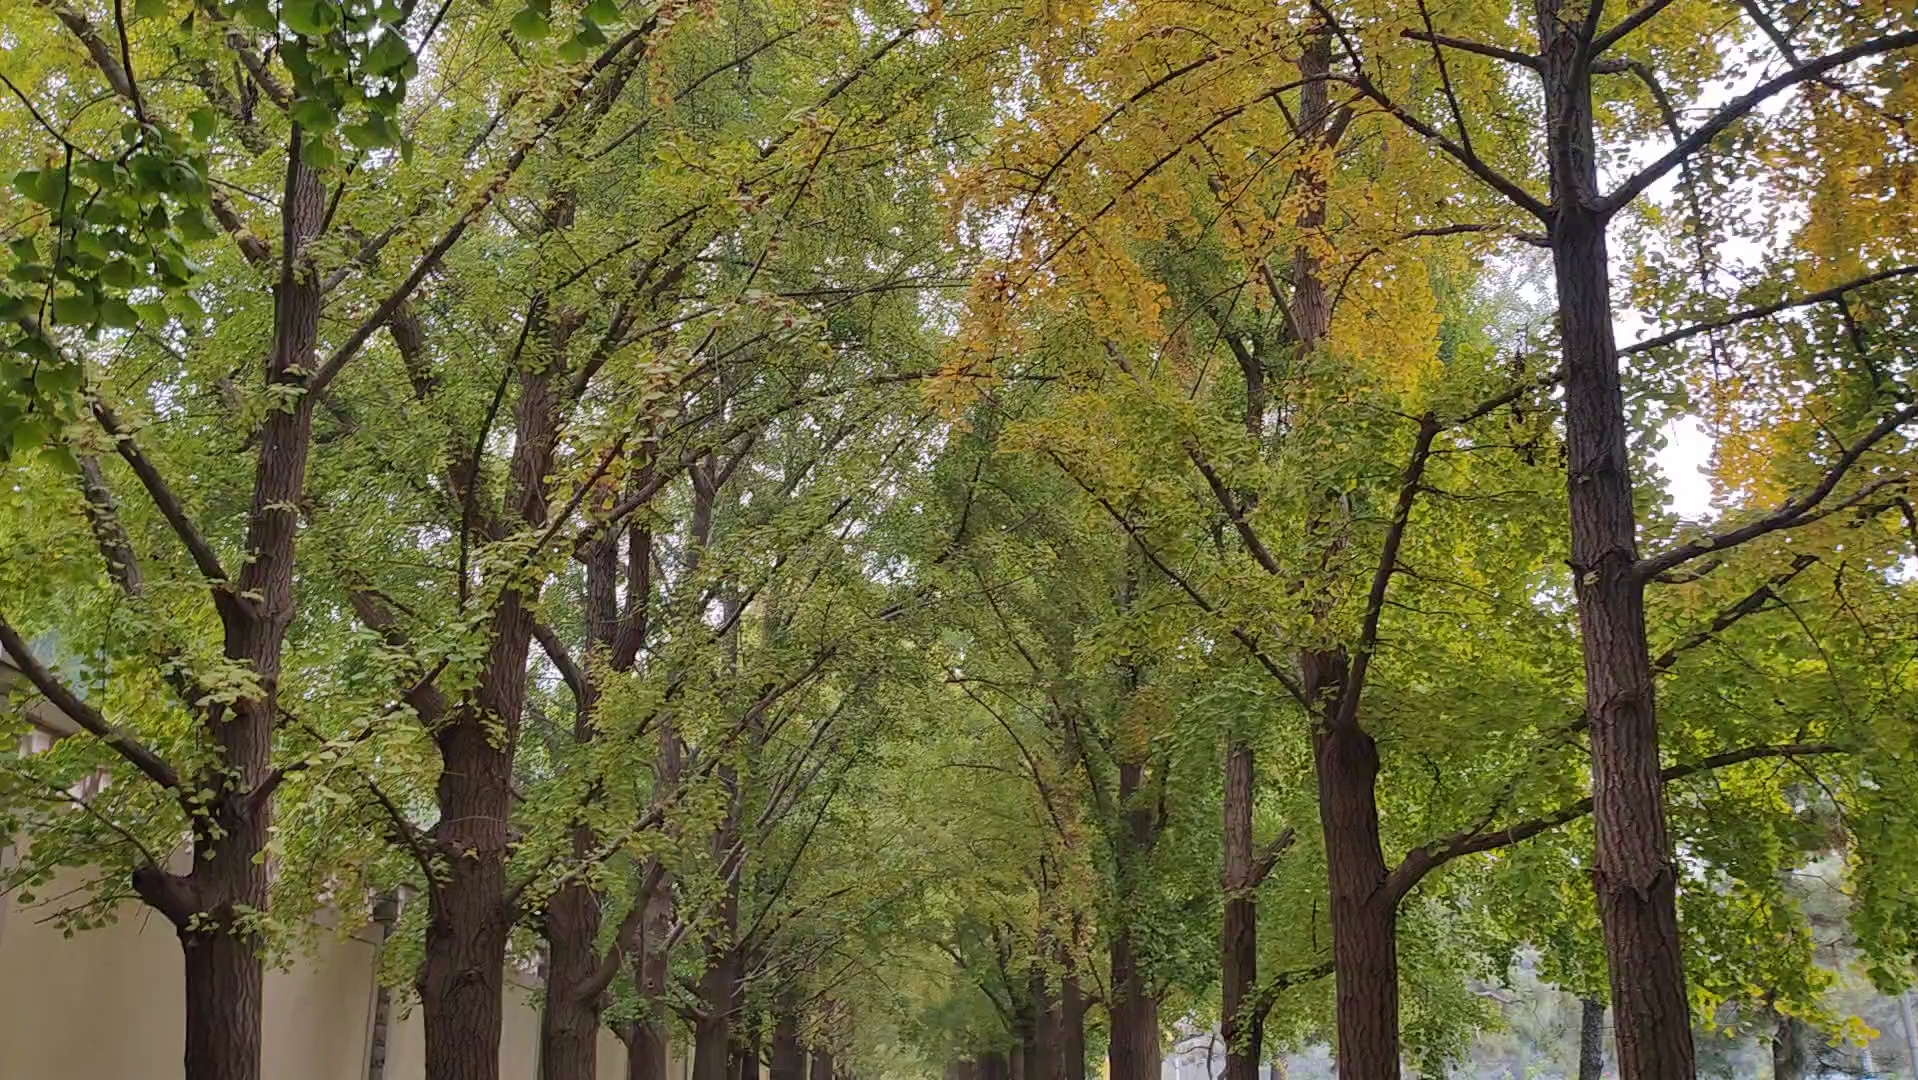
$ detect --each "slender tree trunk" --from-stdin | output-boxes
[420,726,514,1080]
[1109,760,1162,1080]
[1306,650,1398,1080]
[421,302,570,1080]
[1536,6,1695,1076]
[542,850,604,1080]
[1769,1012,1806,1080]
[692,932,739,1080]
[810,1044,835,1080]
[1032,965,1067,1080]
[771,1007,806,1080]
[1061,971,1086,1080]
[1578,999,1605,1080]
[1222,741,1262,1080]
[1314,725,1398,1080]
[138,132,328,1080]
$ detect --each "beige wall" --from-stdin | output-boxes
[0,875,640,1080]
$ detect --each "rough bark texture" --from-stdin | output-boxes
[1537,3,1695,1075]
[127,128,328,1080]
[692,925,740,1080]
[1577,999,1605,1080]
[1307,649,1398,1080]
[541,470,654,1080]
[420,306,570,1080]
[770,1008,807,1080]
[1222,741,1262,1080]
[1060,971,1086,1080]
[540,858,603,1080]
[1770,1013,1807,1080]
[1108,761,1161,1080]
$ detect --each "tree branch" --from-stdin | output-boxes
[0,615,182,791]
[1650,553,1818,672]
[1619,265,1918,356]
[1636,405,1918,579]
[91,399,230,586]
[1388,741,1844,898]
[1599,30,1918,214]
[1400,29,1540,70]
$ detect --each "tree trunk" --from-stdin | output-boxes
[179,915,265,1080]
[541,855,604,1080]
[693,936,739,1080]
[1577,999,1604,1080]
[1309,652,1399,1080]
[1536,6,1695,1076]
[771,1008,806,1080]
[1061,971,1086,1080]
[1109,759,1161,1080]
[810,1045,835,1080]
[1222,740,1262,1080]
[1030,966,1066,1080]
[419,814,512,1080]
[1770,1013,1806,1080]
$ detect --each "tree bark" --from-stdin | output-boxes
[144,128,327,1080]
[1060,971,1086,1080]
[1309,660,1399,1080]
[1222,740,1262,1080]
[810,1044,835,1080]
[421,307,568,1080]
[1109,759,1161,1080]
[1536,4,1695,1075]
[771,1007,807,1080]
[1770,1012,1806,1080]
[692,929,740,1080]
[1578,999,1605,1080]
[541,853,603,1080]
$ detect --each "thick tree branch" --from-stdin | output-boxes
[1336,414,1440,727]
[1400,29,1540,69]
[1250,826,1298,886]
[91,399,230,587]
[0,615,182,791]
[1387,741,1844,898]
[1588,0,1680,54]
[1600,31,1918,214]
[1636,405,1918,579]
[1619,265,1918,356]
[1650,553,1818,672]
[532,619,590,711]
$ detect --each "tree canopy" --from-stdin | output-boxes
[3,0,1918,1078]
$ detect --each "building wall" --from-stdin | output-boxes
[0,876,640,1080]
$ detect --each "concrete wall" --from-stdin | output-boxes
[0,876,641,1080]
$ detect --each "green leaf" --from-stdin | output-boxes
[133,0,169,19]
[283,0,340,36]
[51,291,97,326]
[302,136,338,170]
[508,7,551,41]
[366,31,412,74]
[189,107,219,140]
[583,0,621,24]
[291,96,340,133]
[99,297,139,329]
